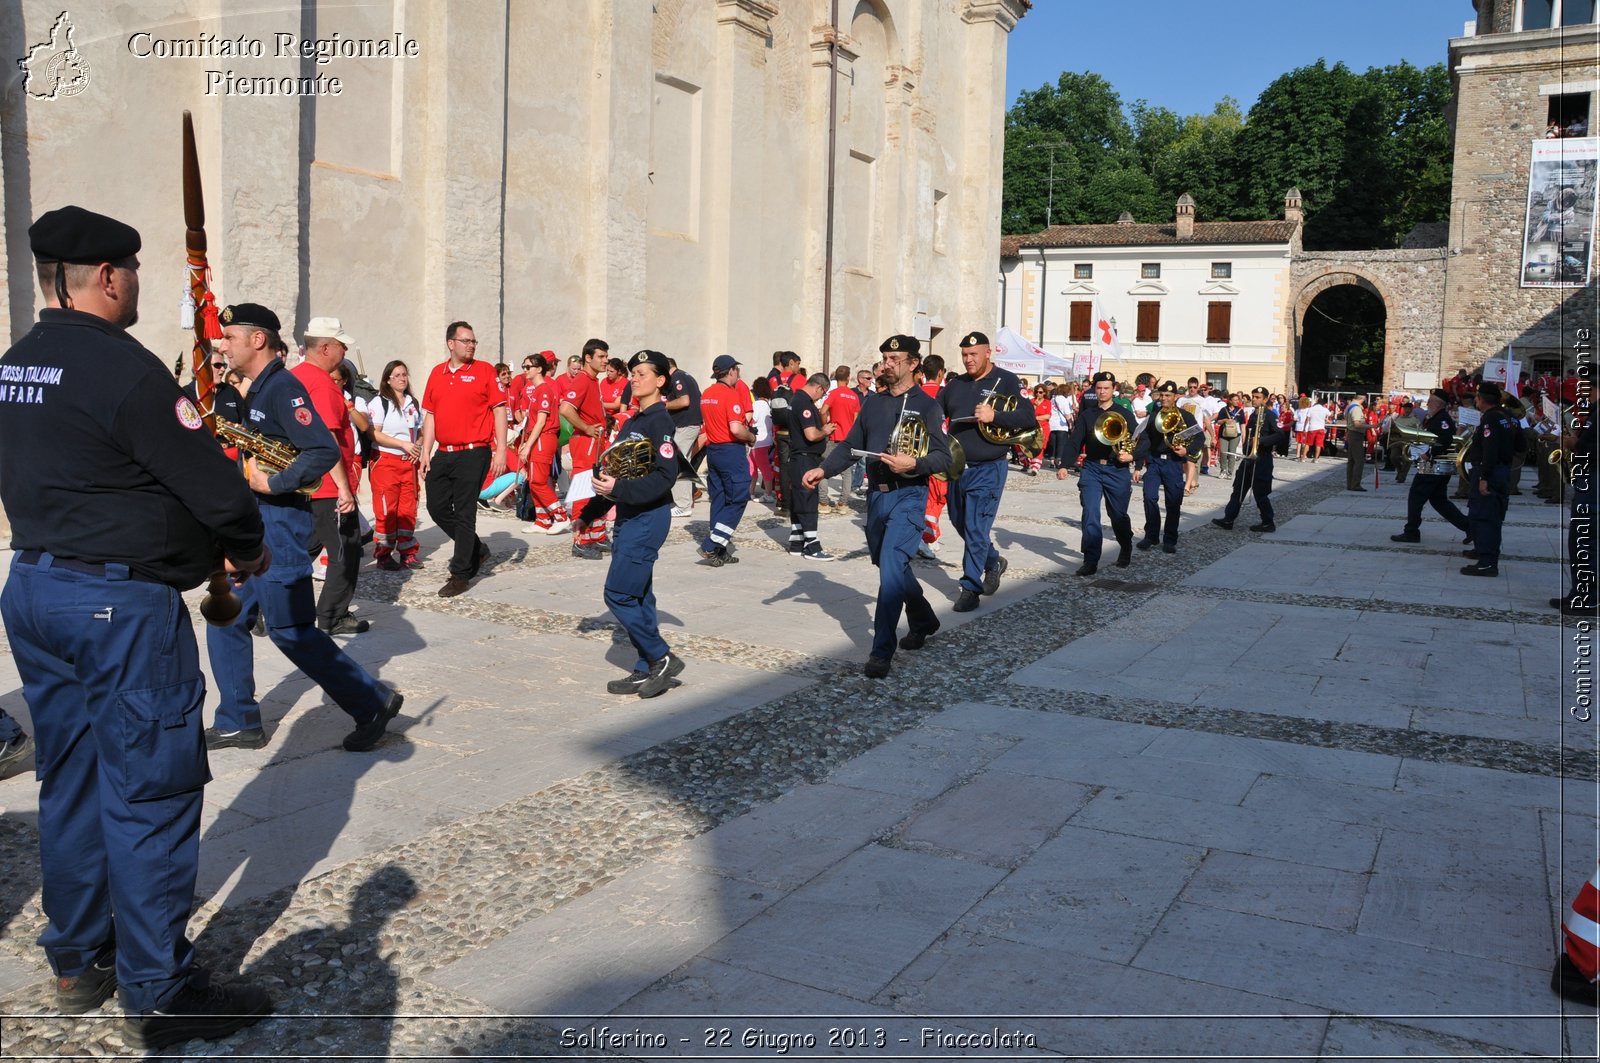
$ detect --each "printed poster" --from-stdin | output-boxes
[1521,137,1599,288]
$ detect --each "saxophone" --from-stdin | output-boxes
[215,419,317,497]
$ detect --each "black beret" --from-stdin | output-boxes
[219,303,281,333]
[629,349,670,378]
[1090,371,1117,385]
[959,331,990,348]
[29,205,141,265]
[1251,386,1271,397]
[879,334,920,356]
[1157,379,1179,392]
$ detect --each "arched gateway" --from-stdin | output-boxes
[1288,249,1448,394]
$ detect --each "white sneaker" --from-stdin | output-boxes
[544,520,572,535]
[916,541,937,560]
[670,507,692,518]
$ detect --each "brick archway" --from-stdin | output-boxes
[1288,249,1449,393]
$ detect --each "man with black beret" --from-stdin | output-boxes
[1056,370,1137,575]
[0,206,272,1048]
[1212,386,1288,534]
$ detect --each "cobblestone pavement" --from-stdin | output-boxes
[0,457,1593,1060]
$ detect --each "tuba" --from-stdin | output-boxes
[1094,410,1134,454]
[599,437,655,479]
[215,419,316,497]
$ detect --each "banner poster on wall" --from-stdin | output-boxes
[1521,136,1599,288]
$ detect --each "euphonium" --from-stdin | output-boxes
[599,437,655,479]
[1094,410,1134,454]
[215,419,316,497]
[1156,407,1185,440]
[974,391,1033,446]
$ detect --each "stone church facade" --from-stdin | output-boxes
[0,0,1029,379]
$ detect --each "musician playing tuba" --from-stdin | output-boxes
[936,330,1036,611]
[1056,370,1137,576]
[803,334,952,679]
[1132,380,1197,555]
[1388,389,1471,546]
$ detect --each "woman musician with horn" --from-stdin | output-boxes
[805,334,952,679]
[937,330,1036,611]
[1212,386,1288,534]
[1055,370,1137,576]
[1132,380,1198,555]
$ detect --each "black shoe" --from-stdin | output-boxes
[953,589,981,613]
[204,727,266,751]
[1074,563,1098,577]
[377,553,403,571]
[1115,541,1132,568]
[788,543,803,555]
[863,656,891,679]
[1462,549,1480,559]
[1390,532,1420,543]
[638,653,686,699]
[121,975,272,1051]
[343,688,403,752]
[250,613,266,638]
[1552,951,1600,1006]
[1555,598,1595,617]
[1462,534,1474,545]
[593,537,613,554]
[981,556,1008,595]
[698,548,726,568]
[1248,523,1276,533]
[1211,519,1234,530]
[1459,564,1498,577]
[802,546,835,562]
[56,945,116,1014]
[321,616,370,636]
[899,619,940,651]
[1134,539,1156,552]
[1348,486,1367,492]
[1161,542,1176,554]
[571,543,604,561]
[438,575,470,596]
[606,669,650,695]
[0,733,34,780]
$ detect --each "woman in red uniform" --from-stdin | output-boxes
[366,360,424,569]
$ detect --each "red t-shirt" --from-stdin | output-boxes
[700,381,751,445]
[825,385,860,442]
[290,362,352,500]
[422,359,507,447]
[921,381,941,400]
[533,380,561,438]
[599,374,627,416]
[509,375,541,422]
[561,369,604,430]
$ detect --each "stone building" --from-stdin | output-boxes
[0,0,1029,380]
[1443,0,1600,377]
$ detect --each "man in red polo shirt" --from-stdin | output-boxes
[696,355,755,564]
[560,338,611,559]
[419,320,508,597]
[292,316,365,633]
[821,365,859,514]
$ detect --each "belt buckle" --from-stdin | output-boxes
[877,482,889,493]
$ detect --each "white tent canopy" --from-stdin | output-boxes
[991,326,1075,378]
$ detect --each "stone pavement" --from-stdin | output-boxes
[0,454,1594,1060]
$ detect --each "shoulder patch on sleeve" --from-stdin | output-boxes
[659,440,675,460]
[295,407,314,426]
[175,396,204,430]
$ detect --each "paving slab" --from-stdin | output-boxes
[897,771,1092,868]
[823,728,1016,799]
[987,740,1263,804]
[1180,849,1369,931]
[1279,510,1560,556]
[1137,728,1401,788]
[702,845,1008,999]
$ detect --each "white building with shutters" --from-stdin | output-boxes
[996,193,1303,394]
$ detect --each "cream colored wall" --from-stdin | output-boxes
[0,0,1026,384]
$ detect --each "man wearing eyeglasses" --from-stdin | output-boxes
[181,353,244,424]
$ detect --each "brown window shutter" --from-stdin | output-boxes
[1206,302,1232,344]
[1069,301,1092,342]
[1136,301,1160,343]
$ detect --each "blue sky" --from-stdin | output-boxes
[1006,0,1474,118]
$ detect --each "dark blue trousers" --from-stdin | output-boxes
[699,443,751,555]
[947,458,1006,594]
[2,556,209,1011]
[1467,466,1511,566]
[1078,461,1133,566]
[207,503,386,731]
[1403,473,1469,536]
[1221,458,1275,525]
[865,486,938,660]
[1142,455,1186,545]
[605,505,672,670]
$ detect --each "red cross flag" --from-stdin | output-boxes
[1091,294,1123,362]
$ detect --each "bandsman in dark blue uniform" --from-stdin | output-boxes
[938,330,1032,611]
[1460,381,1519,577]
[0,206,272,1048]
[597,350,687,697]
[204,302,402,751]
[1057,370,1136,575]
[1212,386,1288,535]
[1390,389,1470,545]
[1133,380,1196,554]
[808,334,952,677]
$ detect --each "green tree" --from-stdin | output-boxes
[1002,71,1136,232]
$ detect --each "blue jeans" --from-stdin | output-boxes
[865,486,938,660]
[1078,461,1133,566]
[948,458,1006,594]
[3,555,208,1011]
